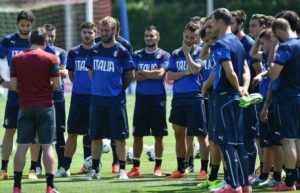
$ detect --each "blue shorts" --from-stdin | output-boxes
[259,103,281,147]
[54,101,66,133]
[89,95,129,140]
[67,102,90,135]
[213,94,243,145]
[243,104,259,139]
[169,97,206,136]
[275,103,300,139]
[133,104,168,137]
[3,90,19,129]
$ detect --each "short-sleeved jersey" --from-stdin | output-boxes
[259,52,270,97]
[95,36,133,55]
[133,48,170,95]
[46,44,67,102]
[10,49,60,109]
[273,38,300,104]
[240,35,260,93]
[167,46,203,97]
[0,32,30,66]
[85,42,134,97]
[210,33,245,95]
[66,44,92,96]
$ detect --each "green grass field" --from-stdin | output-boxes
[0,95,298,193]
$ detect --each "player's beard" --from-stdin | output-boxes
[146,43,156,48]
[232,28,239,35]
[101,34,113,44]
[19,30,30,36]
[83,38,94,46]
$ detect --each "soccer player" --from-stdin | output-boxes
[127,25,169,177]
[10,27,60,193]
[83,16,134,180]
[268,18,300,191]
[31,23,68,176]
[165,22,206,179]
[249,14,267,39]
[95,18,133,173]
[0,10,41,181]
[231,10,262,182]
[202,8,251,193]
[54,21,96,178]
[250,29,284,187]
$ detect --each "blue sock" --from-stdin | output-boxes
[244,138,257,176]
[220,144,240,188]
[111,140,119,165]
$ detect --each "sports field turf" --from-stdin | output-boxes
[0,95,298,192]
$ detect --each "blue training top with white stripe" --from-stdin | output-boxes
[167,46,203,97]
[273,38,300,104]
[85,42,134,97]
[0,32,30,66]
[211,33,245,95]
[133,48,170,95]
[66,44,92,95]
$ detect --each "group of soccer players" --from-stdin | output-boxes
[0,7,300,193]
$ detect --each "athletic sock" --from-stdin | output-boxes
[209,165,220,181]
[177,157,186,173]
[92,159,100,173]
[155,158,162,167]
[63,157,72,170]
[201,159,209,172]
[1,160,8,171]
[119,160,126,170]
[29,161,37,171]
[132,158,140,167]
[46,173,54,188]
[13,171,22,188]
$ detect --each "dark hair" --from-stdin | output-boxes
[259,29,272,40]
[264,16,275,28]
[272,18,291,32]
[145,25,160,35]
[231,10,247,29]
[275,10,300,32]
[30,27,47,45]
[43,24,56,31]
[251,14,266,26]
[17,10,35,23]
[213,8,232,25]
[80,21,96,32]
[184,22,200,32]
[200,27,207,39]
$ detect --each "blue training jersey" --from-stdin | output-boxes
[66,44,92,96]
[46,44,67,102]
[240,35,260,93]
[0,32,30,66]
[211,33,245,95]
[133,48,169,95]
[273,38,300,104]
[167,46,203,97]
[85,42,134,97]
[259,52,270,97]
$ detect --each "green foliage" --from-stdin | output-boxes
[113,0,300,52]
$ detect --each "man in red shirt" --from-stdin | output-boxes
[10,27,61,193]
